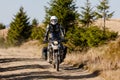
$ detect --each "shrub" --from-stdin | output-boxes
[66,26,87,51]
[0,36,8,48]
[66,26,118,51]
[104,30,118,40]
[85,26,105,47]
[30,27,45,42]
[0,23,5,30]
[0,36,5,45]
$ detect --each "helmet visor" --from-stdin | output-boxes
[51,19,57,25]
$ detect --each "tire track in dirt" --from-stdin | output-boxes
[0,47,104,80]
[0,57,104,80]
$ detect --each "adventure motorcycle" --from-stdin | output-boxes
[47,39,64,71]
[42,38,67,71]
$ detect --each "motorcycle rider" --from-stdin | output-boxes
[44,16,65,42]
[43,16,66,63]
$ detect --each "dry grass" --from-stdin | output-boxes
[64,37,120,80]
[63,52,83,66]
[94,19,120,35]
[0,40,44,58]
[0,28,8,40]
[101,69,120,80]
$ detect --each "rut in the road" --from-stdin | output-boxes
[0,57,102,80]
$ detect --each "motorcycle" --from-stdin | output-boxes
[47,39,64,71]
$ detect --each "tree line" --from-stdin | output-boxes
[0,0,118,51]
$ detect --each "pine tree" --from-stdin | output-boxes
[7,7,31,46]
[95,0,114,34]
[30,18,45,42]
[32,18,38,27]
[44,0,79,32]
[30,27,45,42]
[79,0,95,27]
[0,23,5,30]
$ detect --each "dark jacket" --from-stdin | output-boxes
[44,23,64,41]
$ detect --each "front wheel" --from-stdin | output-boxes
[56,55,59,71]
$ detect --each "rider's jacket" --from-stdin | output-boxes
[44,23,64,40]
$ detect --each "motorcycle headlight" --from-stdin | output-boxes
[53,41,58,45]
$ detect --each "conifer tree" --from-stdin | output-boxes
[7,7,31,45]
[95,0,114,34]
[30,18,45,42]
[0,23,6,30]
[79,0,95,27]
[32,18,38,27]
[44,0,79,32]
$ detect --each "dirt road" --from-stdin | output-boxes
[0,47,104,80]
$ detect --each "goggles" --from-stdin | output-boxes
[51,19,57,23]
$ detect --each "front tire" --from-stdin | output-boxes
[56,54,59,71]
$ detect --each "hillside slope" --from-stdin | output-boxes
[94,19,120,35]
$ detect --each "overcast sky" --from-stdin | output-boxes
[0,0,120,25]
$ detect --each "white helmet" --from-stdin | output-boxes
[50,16,58,25]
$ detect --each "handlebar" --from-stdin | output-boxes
[43,39,67,44]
